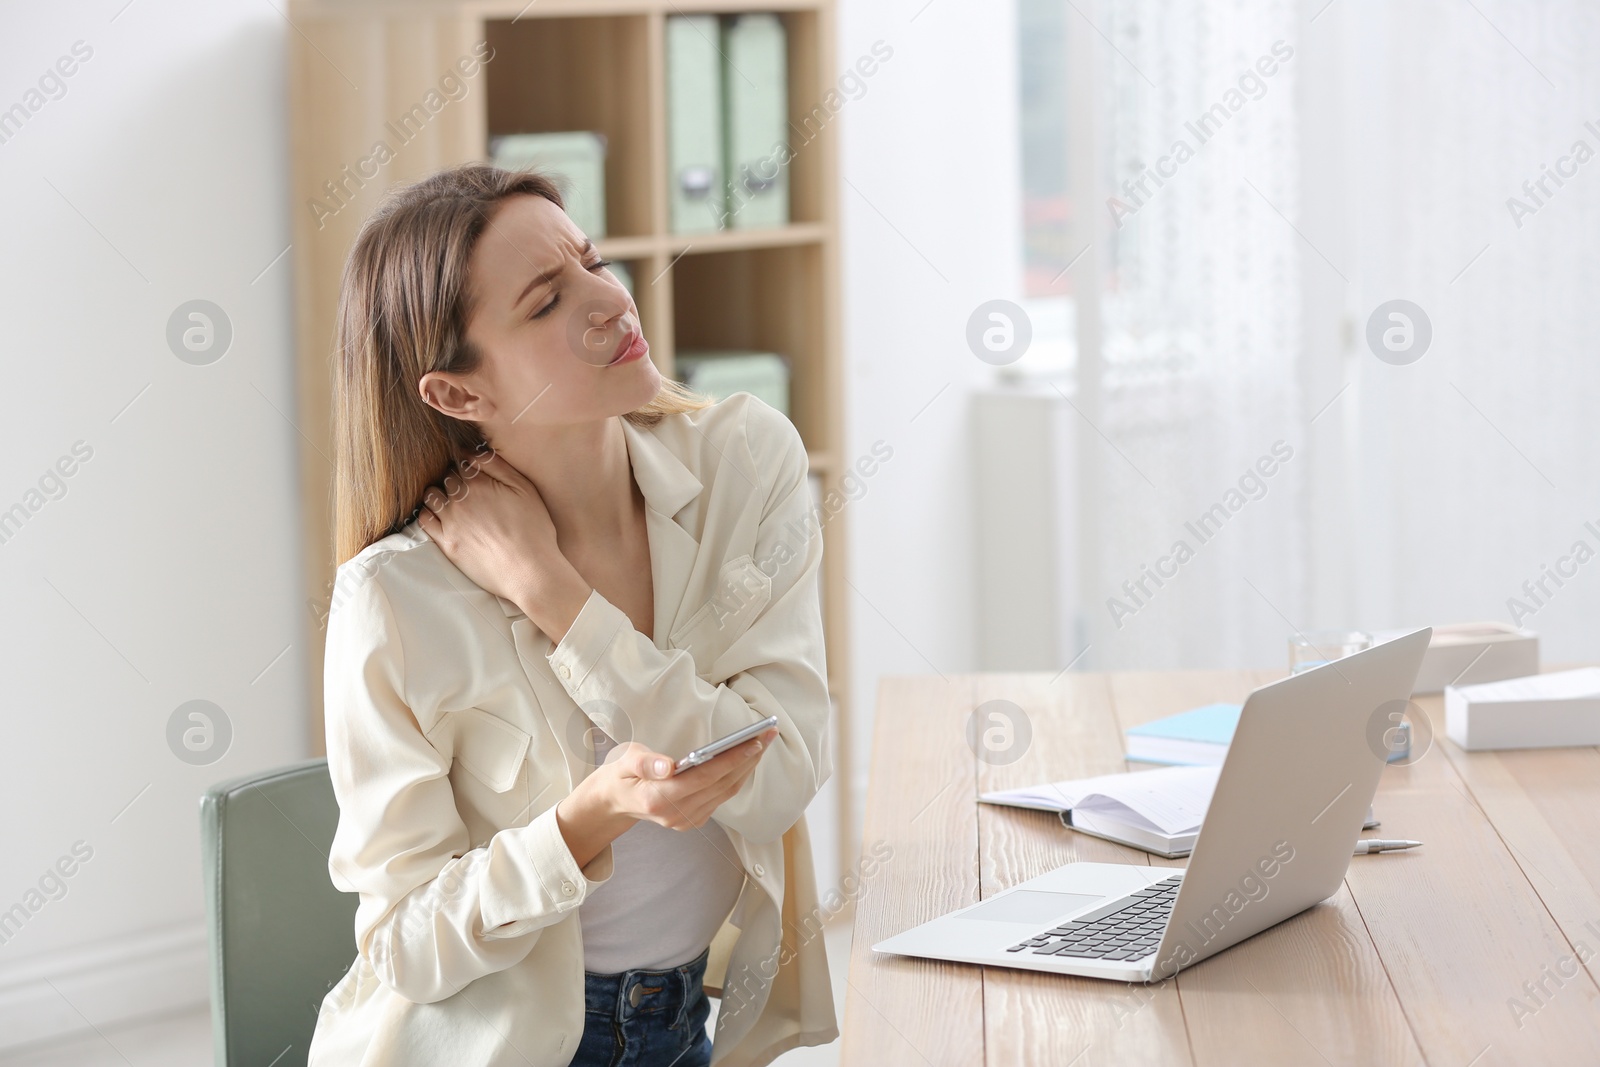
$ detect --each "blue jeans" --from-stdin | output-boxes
[570,947,714,1067]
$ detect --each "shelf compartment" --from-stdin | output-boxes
[775,9,826,226]
[484,16,655,238]
[670,243,826,452]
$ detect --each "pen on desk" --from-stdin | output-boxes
[1354,839,1423,854]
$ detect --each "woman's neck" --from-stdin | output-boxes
[487,416,639,544]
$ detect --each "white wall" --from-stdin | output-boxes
[835,3,1022,847]
[0,0,1021,1044]
[0,1,302,1048]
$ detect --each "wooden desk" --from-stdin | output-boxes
[843,672,1600,1066]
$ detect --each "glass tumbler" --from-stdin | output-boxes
[1288,630,1372,675]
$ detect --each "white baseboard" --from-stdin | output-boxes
[0,921,209,1053]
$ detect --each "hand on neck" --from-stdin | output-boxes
[485,414,639,544]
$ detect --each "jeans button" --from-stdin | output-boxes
[628,983,642,1008]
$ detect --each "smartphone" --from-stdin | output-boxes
[674,715,780,773]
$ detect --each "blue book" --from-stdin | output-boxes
[1124,703,1241,766]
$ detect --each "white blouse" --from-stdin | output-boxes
[309,393,838,1067]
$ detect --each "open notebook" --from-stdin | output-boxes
[979,766,1379,859]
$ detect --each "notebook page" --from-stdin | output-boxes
[980,765,1378,838]
[978,768,1157,812]
[1072,766,1220,835]
[979,765,1221,828]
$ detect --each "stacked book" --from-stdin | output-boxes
[1445,668,1600,750]
[1123,703,1239,766]
[1371,621,1538,693]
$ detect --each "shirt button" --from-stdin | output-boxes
[753,864,765,877]
[558,664,572,680]
[562,881,575,896]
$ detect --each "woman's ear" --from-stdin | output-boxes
[419,371,495,422]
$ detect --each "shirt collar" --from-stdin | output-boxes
[490,414,700,621]
[620,414,702,519]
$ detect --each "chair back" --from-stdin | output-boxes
[201,759,358,1067]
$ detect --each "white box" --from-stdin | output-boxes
[1445,668,1600,751]
[1374,622,1539,693]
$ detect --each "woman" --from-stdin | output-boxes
[308,163,837,1067]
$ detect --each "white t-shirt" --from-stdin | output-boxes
[578,730,747,973]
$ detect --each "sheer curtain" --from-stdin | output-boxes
[1072,0,1600,670]
[1075,0,1305,669]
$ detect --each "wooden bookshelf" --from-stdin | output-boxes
[287,0,851,869]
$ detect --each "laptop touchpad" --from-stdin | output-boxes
[964,890,1104,925]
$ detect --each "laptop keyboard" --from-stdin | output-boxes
[1006,874,1182,961]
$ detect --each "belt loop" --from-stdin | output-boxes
[670,959,691,1032]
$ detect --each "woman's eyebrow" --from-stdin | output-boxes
[512,238,597,311]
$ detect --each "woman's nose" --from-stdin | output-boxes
[568,297,630,365]
[581,270,630,321]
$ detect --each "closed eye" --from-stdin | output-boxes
[529,260,614,321]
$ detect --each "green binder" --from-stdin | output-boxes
[722,14,789,230]
[675,349,790,415]
[490,131,608,238]
[667,15,726,233]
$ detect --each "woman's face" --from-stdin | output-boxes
[451,194,661,433]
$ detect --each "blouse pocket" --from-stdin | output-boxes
[669,555,773,674]
[452,708,531,791]
[426,708,533,840]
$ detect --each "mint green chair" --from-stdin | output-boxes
[201,759,359,1067]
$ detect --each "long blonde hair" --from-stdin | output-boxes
[331,162,708,565]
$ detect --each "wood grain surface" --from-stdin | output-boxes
[845,670,1600,1066]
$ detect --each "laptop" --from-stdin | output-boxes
[873,627,1431,983]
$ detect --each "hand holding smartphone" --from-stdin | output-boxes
[674,715,780,773]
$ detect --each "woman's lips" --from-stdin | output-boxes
[608,330,649,367]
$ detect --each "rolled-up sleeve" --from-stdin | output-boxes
[546,402,832,844]
[324,570,611,1004]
